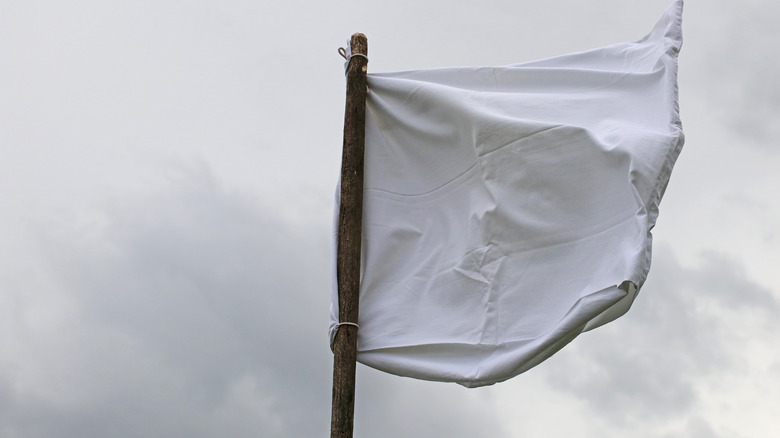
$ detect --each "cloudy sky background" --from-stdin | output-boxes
[1,0,778,437]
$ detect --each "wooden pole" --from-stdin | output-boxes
[331,33,368,438]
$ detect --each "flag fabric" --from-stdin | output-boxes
[331,0,684,388]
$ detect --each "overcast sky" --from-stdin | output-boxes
[1,0,778,437]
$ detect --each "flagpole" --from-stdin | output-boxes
[331,33,368,438]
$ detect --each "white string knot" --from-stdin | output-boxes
[335,322,359,330]
[329,321,360,351]
[339,41,368,75]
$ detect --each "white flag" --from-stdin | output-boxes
[331,0,684,387]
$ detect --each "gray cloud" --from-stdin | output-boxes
[1,165,332,437]
[663,417,725,438]
[542,244,778,435]
[353,370,509,438]
[684,1,780,147]
[0,164,512,437]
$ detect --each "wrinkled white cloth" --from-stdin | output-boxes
[331,0,684,387]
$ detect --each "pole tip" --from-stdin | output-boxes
[350,33,367,56]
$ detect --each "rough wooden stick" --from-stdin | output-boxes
[331,32,368,438]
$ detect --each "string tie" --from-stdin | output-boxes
[329,321,360,351]
[339,41,368,75]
